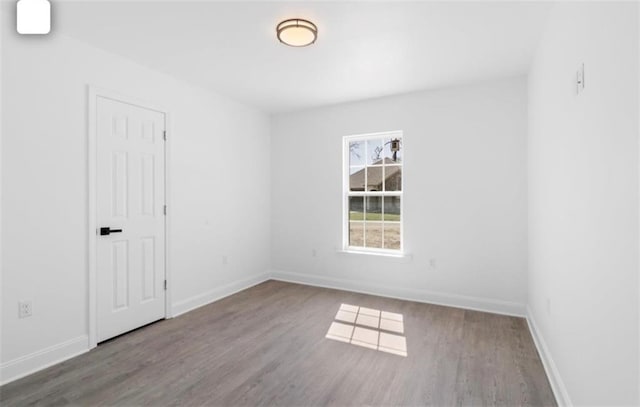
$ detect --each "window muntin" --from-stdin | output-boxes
[344,132,403,253]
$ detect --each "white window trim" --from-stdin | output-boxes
[335,248,413,262]
[342,130,404,255]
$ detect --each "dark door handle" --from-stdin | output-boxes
[100,227,123,236]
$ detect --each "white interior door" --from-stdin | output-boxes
[96,96,166,342]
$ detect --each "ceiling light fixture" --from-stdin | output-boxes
[276,18,317,47]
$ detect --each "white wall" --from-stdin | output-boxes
[0,5,4,377]
[0,26,271,382]
[528,2,639,405]
[271,77,528,315]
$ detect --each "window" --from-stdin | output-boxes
[344,131,403,253]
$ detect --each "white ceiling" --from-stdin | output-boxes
[54,1,552,113]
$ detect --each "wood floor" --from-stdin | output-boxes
[0,281,556,406]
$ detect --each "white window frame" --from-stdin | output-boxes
[342,130,404,255]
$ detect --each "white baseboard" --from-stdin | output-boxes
[0,273,527,390]
[270,270,526,317]
[0,273,270,387]
[172,271,271,317]
[526,306,572,406]
[0,335,89,386]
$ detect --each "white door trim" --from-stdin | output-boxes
[87,85,172,349]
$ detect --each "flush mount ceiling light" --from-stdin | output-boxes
[276,18,318,47]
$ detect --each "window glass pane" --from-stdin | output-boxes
[383,223,401,250]
[345,133,402,253]
[383,196,401,221]
[349,141,365,166]
[349,222,364,247]
[364,222,383,249]
[366,139,384,165]
[384,166,402,191]
[349,196,364,220]
[366,167,383,191]
[350,166,365,191]
[349,197,365,247]
[383,138,402,163]
[365,196,382,220]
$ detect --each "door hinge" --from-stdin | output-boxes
[163,205,167,215]
[164,280,167,290]
[163,131,167,141]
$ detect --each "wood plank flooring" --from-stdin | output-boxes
[0,280,556,406]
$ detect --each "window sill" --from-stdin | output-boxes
[335,249,413,263]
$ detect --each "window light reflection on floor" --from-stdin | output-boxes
[325,303,407,357]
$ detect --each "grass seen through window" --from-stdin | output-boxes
[349,211,400,222]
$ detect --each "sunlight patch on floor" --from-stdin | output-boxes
[325,304,407,357]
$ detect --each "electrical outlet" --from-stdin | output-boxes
[222,255,228,265]
[312,248,317,257]
[576,63,585,94]
[18,301,32,318]
[429,258,437,269]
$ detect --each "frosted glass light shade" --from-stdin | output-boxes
[277,19,317,47]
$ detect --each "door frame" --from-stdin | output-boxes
[87,85,172,349]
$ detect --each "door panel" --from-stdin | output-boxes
[96,96,166,342]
